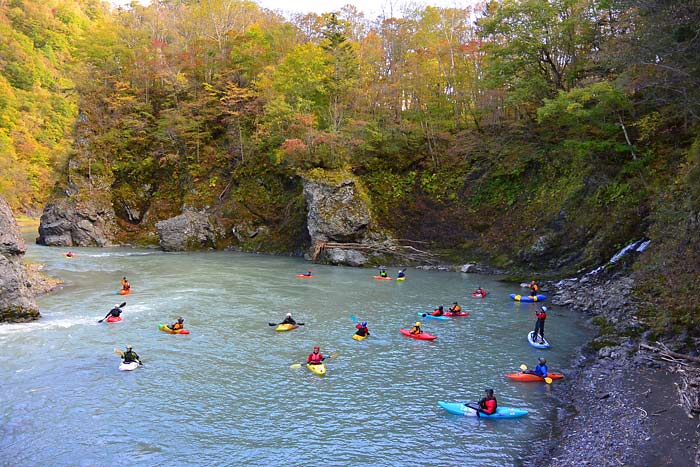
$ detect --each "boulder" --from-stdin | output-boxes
[155,211,217,251]
[0,196,40,322]
[323,248,369,266]
[37,197,115,247]
[302,176,371,243]
[460,263,477,273]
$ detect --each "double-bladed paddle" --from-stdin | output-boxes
[519,364,553,384]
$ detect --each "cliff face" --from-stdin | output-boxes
[0,196,40,322]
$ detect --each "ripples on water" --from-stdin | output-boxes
[0,244,591,466]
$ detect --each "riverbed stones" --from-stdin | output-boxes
[0,196,40,322]
[37,197,115,247]
[155,210,217,251]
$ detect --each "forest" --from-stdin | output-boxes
[1,0,699,336]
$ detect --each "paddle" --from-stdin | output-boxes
[268,322,304,326]
[99,302,126,323]
[349,315,374,337]
[520,364,552,384]
[290,352,339,369]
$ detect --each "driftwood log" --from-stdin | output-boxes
[311,241,439,264]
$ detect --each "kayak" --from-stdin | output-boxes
[505,372,564,382]
[352,333,367,341]
[396,277,406,282]
[471,292,486,298]
[118,289,131,295]
[417,312,450,321]
[296,274,313,279]
[444,311,470,317]
[275,323,299,332]
[399,328,437,340]
[510,293,547,302]
[373,276,392,281]
[307,363,326,376]
[437,401,528,419]
[528,331,551,349]
[158,323,190,335]
[106,316,123,323]
[119,361,139,371]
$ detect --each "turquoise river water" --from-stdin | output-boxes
[0,237,592,467]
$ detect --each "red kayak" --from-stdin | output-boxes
[296,274,313,279]
[400,328,437,340]
[373,276,392,281]
[106,316,123,323]
[505,372,564,382]
[471,292,486,298]
[444,311,470,317]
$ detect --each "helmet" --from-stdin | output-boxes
[541,306,548,312]
[286,313,292,318]
[114,304,120,308]
[177,317,184,322]
[485,388,494,396]
[453,302,458,305]
[538,357,547,364]
[126,345,132,350]
[361,322,367,327]
[438,306,443,311]
[313,345,320,350]
[415,321,421,327]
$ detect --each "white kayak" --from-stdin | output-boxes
[119,361,139,371]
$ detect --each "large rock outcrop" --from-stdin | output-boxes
[0,196,40,322]
[37,197,116,246]
[155,210,217,251]
[302,171,392,266]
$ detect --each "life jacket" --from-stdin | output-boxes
[450,305,461,313]
[431,309,443,316]
[123,350,139,363]
[356,324,369,336]
[483,398,497,414]
[534,364,548,377]
[172,322,183,330]
[531,283,539,293]
[536,311,547,321]
[308,352,323,364]
[109,308,122,317]
[410,326,421,334]
[380,271,387,277]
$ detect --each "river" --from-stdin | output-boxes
[1,236,592,467]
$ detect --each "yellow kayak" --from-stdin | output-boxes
[275,323,299,332]
[396,277,405,281]
[352,334,367,341]
[306,363,326,376]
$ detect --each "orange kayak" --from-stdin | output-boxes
[505,372,564,382]
[373,276,392,281]
[118,289,131,295]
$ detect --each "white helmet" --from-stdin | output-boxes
[286,313,292,318]
[114,304,120,308]
[541,306,548,312]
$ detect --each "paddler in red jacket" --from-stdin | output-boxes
[533,306,547,344]
[307,346,324,365]
[478,388,498,415]
[431,305,444,316]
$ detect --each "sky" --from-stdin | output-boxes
[256,0,479,16]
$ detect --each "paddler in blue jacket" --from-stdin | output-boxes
[524,357,548,378]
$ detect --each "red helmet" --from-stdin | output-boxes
[313,345,320,350]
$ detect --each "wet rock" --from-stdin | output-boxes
[37,197,116,247]
[155,210,217,251]
[0,195,40,322]
[460,263,477,273]
[324,248,368,266]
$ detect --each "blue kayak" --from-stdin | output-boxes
[438,401,528,419]
[528,331,551,349]
[510,293,547,302]
[417,312,450,321]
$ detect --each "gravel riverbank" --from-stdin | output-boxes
[521,270,699,467]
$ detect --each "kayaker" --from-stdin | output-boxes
[355,321,370,337]
[103,304,123,321]
[529,280,539,297]
[524,357,548,378]
[475,388,497,415]
[397,269,406,279]
[66,251,74,257]
[533,306,547,344]
[307,345,324,365]
[410,321,422,334]
[302,269,312,277]
[168,316,185,331]
[281,313,297,325]
[122,345,142,365]
[474,287,486,296]
[379,267,388,278]
[431,305,444,317]
[121,277,131,292]
[448,302,461,313]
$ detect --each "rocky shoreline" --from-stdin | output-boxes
[522,269,699,467]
